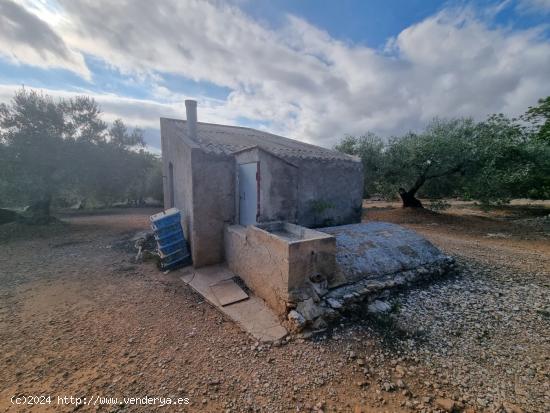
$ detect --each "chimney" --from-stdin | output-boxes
[185,99,197,139]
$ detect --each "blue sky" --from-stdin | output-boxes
[1,0,550,151]
[243,0,454,46]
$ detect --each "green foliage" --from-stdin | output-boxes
[143,160,164,202]
[522,96,550,143]
[461,114,541,204]
[109,118,146,147]
[334,133,384,197]
[309,199,335,214]
[335,97,550,204]
[308,199,335,227]
[384,118,476,198]
[0,88,162,213]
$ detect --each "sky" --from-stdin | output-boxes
[0,0,550,152]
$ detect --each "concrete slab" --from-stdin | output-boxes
[210,279,249,306]
[180,264,287,342]
[321,222,448,283]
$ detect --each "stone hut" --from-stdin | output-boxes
[160,100,364,268]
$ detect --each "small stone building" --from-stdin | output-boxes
[160,100,364,268]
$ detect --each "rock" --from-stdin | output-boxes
[395,365,405,377]
[367,300,391,314]
[287,310,306,331]
[311,281,328,296]
[435,398,455,412]
[381,382,395,392]
[502,402,524,413]
[326,298,343,309]
[311,317,328,330]
[476,398,488,408]
[296,298,324,321]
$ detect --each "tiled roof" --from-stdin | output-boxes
[163,118,359,162]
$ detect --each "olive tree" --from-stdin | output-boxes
[0,88,158,222]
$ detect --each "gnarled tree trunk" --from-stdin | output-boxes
[399,163,465,208]
[25,194,53,224]
[399,187,423,208]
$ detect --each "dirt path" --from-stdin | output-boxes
[0,210,407,413]
[0,205,548,412]
[363,202,550,275]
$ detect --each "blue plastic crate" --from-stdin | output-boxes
[155,222,182,241]
[161,248,190,265]
[150,208,192,269]
[158,238,186,256]
[156,228,184,245]
[154,224,183,241]
[150,208,181,231]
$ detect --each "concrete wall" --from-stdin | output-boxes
[287,227,336,289]
[225,225,289,314]
[234,148,364,229]
[234,148,299,224]
[258,151,299,223]
[295,159,364,228]
[191,149,235,267]
[225,223,336,315]
[160,119,194,243]
[161,118,235,268]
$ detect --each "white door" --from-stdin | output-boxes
[238,162,258,225]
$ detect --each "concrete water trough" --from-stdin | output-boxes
[225,222,336,316]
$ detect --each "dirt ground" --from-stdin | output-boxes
[0,202,548,413]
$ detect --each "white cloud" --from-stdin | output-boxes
[0,83,239,132]
[0,0,89,78]
[517,0,550,13]
[1,0,550,148]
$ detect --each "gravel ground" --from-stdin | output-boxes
[391,258,549,412]
[0,205,548,413]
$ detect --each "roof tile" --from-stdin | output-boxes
[164,118,358,162]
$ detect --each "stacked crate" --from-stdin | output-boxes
[150,208,191,270]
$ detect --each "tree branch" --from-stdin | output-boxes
[426,163,464,180]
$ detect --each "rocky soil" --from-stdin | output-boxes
[0,204,548,412]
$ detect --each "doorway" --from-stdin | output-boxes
[238,162,258,225]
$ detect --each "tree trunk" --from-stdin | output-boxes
[25,194,53,224]
[399,172,426,208]
[399,188,423,208]
[398,163,465,208]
